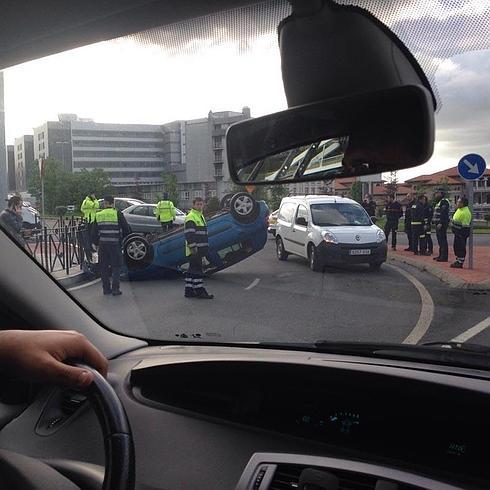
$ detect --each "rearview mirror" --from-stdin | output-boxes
[227,85,434,185]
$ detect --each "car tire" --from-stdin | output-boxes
[276,236,288,261]
[308,243,324,272]
[123,234,154,270]
[229,192,260,224]
[219,193,234,210]
[369,261,383,271]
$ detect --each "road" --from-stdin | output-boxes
[71,238,490,347]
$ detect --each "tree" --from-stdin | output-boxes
[385,171,398,196]
[26,160,41,196]
[349,181,362,203]
[161,171,180,207]
[269,185,289,211]
[205,196,220,214]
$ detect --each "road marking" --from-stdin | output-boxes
[245,278,260,290]
[451,317,490,343]
[386,264,434,345]
[67,279,101,291]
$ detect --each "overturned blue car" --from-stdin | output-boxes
[121,192,269,280]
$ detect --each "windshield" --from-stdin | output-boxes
[1,0,489,359]
[311,203,372,227]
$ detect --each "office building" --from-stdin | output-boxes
[13,135,34,192]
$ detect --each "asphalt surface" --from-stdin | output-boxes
[70,238,490,347]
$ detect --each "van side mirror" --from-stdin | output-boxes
[296,217,308,227]
[371,216,378,224]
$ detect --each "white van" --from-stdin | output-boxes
[275,195,387,271]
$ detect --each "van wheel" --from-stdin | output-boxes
[276,237,288,261]
[230,192,260,224]
[369,261,383,271]
[308,243,323,272]
[123,235,154,270]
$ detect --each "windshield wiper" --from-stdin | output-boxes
[258,340,490,371]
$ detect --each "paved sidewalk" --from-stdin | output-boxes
[389,246,490,289]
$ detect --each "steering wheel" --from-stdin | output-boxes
[0,364,135,490]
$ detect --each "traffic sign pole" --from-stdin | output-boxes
[458,154,486,272]
[466,180,473,270]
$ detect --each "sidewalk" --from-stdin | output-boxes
[389,246,490,290]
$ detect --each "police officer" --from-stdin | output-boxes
[155,193,176,233]
[80,192,99,223]
[411,194,426,255]
[450,197,472,269]
[422,195,434,255]
[404,193,416,251]
[92,196,130,296]
[81,192,99,259]
[432,188,450,262]
[384,194,402,250]
[184,197,213,299]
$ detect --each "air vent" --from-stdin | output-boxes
[268,464,415,490]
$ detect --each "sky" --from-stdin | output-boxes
[2,0,489,183]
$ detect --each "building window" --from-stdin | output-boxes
[214,166,222,177]
[214,150,223,163]
[181,191,190,200]
[213,136,223,149]
[210,190,217,197]
[194,190,203,198]
[214,124,221,131]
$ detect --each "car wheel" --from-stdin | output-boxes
[229,192,260,224]
[276,236,288,261]
[308,243,324,272]
[369,261,383,271]
[219,193,234,210]
[123,234,154,270]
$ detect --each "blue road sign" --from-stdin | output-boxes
[458,154,487,180]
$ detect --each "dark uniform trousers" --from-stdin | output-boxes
[405,223,413,251]
[411,224,425,254]
[453,230,469,262]
[424,228,433,254]
[186,254,204,292]
[384,222,398,248]
[99,244,121,293]
[436,226,448,260]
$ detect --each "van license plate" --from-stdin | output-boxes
[349,249,371,255]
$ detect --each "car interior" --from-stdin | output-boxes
[1,1,490,489]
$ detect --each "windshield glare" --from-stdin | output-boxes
[311,203,372,227]
[1,0,489,361]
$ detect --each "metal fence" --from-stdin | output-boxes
[25,217,88,275]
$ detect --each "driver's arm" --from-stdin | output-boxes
[0,330,108,389]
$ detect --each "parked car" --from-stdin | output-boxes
[268,209,278,236]
[21,203,41,230]
[97,197,145,212]
[122,192,269,280]
[122,203,186,234]
[275,195,387,271]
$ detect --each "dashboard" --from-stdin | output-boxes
[1,345,490,489]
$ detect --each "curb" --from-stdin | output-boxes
[388,255,490,290]
[57,271,90,288]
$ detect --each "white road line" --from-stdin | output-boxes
[67,279,101,291]
[245,278,261,290]
[386,264,434,345]
[451,317,490,343]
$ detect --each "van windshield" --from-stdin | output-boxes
[311,203,372,227]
